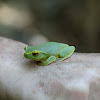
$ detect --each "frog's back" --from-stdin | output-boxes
[33,42,68,55]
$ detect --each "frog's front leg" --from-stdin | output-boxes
[38,56,56,66]
[58,46,75,61]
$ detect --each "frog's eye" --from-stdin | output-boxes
[32,52,38,56]
[24,46,28,50]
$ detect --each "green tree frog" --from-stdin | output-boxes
[24,42,75,66]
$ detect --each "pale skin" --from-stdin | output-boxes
[24,42,75,65]
[0,37,100,100]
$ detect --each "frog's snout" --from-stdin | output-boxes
[24,53,28,58]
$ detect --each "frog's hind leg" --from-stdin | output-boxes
[58,46,75,61]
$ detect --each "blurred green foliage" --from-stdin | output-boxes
[0,0,100,52]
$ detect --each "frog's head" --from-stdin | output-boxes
[24,46,47,61]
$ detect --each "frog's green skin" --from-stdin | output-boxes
[24,42,75,66]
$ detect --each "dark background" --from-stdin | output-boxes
[0,0,100,53]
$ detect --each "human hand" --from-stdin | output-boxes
[0,37,100,100]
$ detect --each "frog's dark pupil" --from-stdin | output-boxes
[32,53,38,56]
